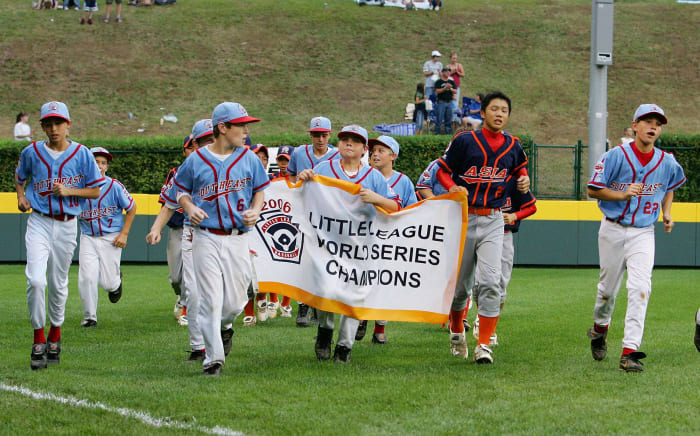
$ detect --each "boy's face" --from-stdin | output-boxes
[481,98,510,132]
[276,156,289,173]
[41,117,70,144]
[310,131,330,149]
[94,156,109,176]
[338,135,366,160]
[632,116,663,147]
[221,122,249,148]
[194,134,215,151]
[256,151,269,168]
[370,144,395,170]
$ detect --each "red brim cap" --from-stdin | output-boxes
[338,131,368,145]
[40,113,70,122]
[226,116,261,124]
[308,128,331,132]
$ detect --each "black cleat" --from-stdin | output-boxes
[296,303,311,327]
[203,362,222,376]
[371,332,387,344]
[109,278,122,303]
[619,351,647,373]
[187,349,206,362]
[221,328,234,356]
[333,344,352,363]
[587,327,607,361]
[30,343,47,370]
[315,326,333,361]
[47,340,61,365]
[355,320,368,341]
[695,309,700,353]
[81,319,97,328]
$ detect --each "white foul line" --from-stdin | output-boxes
[0,382,244,436]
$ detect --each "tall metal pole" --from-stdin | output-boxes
[587,0,613,196]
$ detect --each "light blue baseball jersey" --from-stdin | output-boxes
[416,159,449,196]
[173,146,270,232]
[588,143,686,227]
[287,144,340,176]
[15,141,105,216]
[387,170,418,208]
[314,160,400,207]
[160,166,193,227]
[79,176,135,236]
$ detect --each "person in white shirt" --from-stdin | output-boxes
[14,112,33,141]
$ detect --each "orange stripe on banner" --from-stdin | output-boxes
[259,282,449,324]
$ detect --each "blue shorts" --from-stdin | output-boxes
[84,0,97,10]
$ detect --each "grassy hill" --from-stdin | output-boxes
[1,0,698,144]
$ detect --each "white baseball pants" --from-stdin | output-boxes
[193,229,251,368]
[25,213,78,330]
[181,225,204,351]
[593,218,655,351]
[317,311,361,349]
[78,233,123,321]
[499,230,515,303]
[166,226,183,295]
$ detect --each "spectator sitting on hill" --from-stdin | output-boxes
[14,112,33,142]
[462,93,483,130]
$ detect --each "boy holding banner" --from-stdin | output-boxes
[297,125,400,363]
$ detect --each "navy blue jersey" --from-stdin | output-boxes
[501,179,536,233]
[158,167,185,228]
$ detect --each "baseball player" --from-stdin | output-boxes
[288,117,340,327]
[587,104,685,372]
[416,159,449,201]
[174,102,269,376]
[471,176,536,346]
[271,144,293,181]
[77,147,136,327]
[354,135,417,345]
[297,125,400,363]
[436,91,530,364]
[147,119,214,361]
[15,101,105,370]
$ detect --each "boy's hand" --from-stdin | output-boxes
[145,229,162,245]
[113,233,129,248]
[448,185,466,193]
[18,195,31,212]
[186,205,209,226]
[516,175,530,193]
[624,183,643,199]
[297,169,315,181]
[663,215,674,233]
[241,209,260,228]
[359,188,383,205]
[503,212,517,226]
[52,183,71,197]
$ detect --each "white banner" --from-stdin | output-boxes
[249,177,468,324]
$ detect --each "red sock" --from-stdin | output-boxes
[256,293,267,302]
[269,293,279,303]
[449,309,464,333]
[47,325,61,342]
[478,315,499,346]
[281,296,291,306]
[622,347,635,356]
[182,306,187,316]
[374,323,385,334]
[594,323,608,334]
[34,328,46,344]
[244,299,255,317]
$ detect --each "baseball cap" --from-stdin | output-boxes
[40,101,70,122]
[277,145,293,159]
[308,116,332,132]
[633,104,667,125]
[90,146,113,162]
[250,143,269,158]
[337,125,368,146]
[431,50,442,57]
[441,67,451,72]
[191,119,214,140]
[183,135,193,149]
[368,135,400,156]
[244,135,252,147]
[211,102,260,126]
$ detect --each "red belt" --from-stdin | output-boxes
[36,211,75,221]
[605,217,630,227]
[468,207,498,216]
[200,227,243,236]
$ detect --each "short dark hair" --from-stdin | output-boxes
[212,122,233,138]
[481,91,512,114]
[16,112,27,123]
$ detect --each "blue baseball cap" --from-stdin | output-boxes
[250,143,269,158]
[633,104,667,125]
[337,125,368,146]
[191,119,214,140]
[40,101,70,122]
[90,146,113,162]
[277,145,294,159]
[183,135,193,149]
[308,116,332,132]
[368,135,400,156]
[212,102,260,126]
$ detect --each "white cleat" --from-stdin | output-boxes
[257,300,268,322]
[243,316,256,326]
[450,331,468,359]
[177,315,189,326]
[474,344,494,364]
[280,305,293,318]
[489,333,498,347]
[267,301,279,319]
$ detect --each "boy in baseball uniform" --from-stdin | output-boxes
[175,103,269,376]
[15,101,105,370]
[77,147,136,327]
[587,104,685,372]
[297,125,400,363]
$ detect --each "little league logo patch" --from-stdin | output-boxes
[255,210,304,264]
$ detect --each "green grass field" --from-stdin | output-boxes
[0,264,697,435]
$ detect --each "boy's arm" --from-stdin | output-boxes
[661,190,674,233]
[146,205,176,245]
[178,194,208,226]
[588,184,642,201]
[417,188,435,199]
[358,189,399,212]
[241,190,265,228]
[113,204,137,248]
[15,181,31,212]
[53,184,100,199]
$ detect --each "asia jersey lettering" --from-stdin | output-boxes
[501,179,536,233]
[174,146,270,232]
[15,141,105,216]
[387,170,418,208]
[588,143,685,227]
[79,177,135,236]
[416,159,448,197]
[158,167,185,228]
[438,130,527,209]
[314,160,400,208]
[287,144,340,176]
